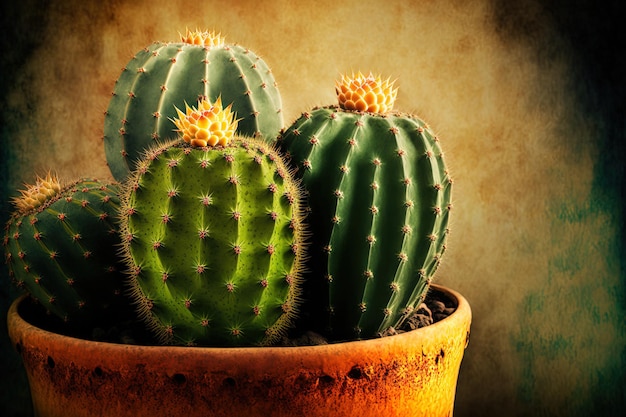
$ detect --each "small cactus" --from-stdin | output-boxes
[3,174,130,325]
[104,29,284,182]
[278,72,452,341]
[119,98,305,346]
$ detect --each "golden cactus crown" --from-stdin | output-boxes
[173,97,238,147]
[336,71,398,114]
[180,29,225,47]
[12,172,62,213]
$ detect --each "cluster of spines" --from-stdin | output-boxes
[335,71,398,113]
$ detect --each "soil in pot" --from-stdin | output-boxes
[16,286,457,347]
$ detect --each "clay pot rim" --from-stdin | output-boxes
[8,283,471,356]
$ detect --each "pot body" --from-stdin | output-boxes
[7,284,471,417]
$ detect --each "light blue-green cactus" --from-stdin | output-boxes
[104,29,284,182]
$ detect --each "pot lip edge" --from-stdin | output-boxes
[7,283,471,354]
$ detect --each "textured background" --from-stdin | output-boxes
[1,0,624,416]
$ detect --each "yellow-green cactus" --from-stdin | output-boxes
[120,98,306,346]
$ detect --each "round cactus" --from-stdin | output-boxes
[277,72,452,341]
[119,98,305,347]
[104,29,284,182]
[3,174,130,325]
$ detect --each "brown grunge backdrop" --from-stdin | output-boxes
[1,0,624,416]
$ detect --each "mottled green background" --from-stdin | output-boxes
[1,0,624,416]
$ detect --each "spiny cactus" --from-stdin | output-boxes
[3,174,130,325]
[277,72,452,341]
[119,98,305,347]
[104,29,284,182]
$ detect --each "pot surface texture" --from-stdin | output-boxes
[7,284,471,417]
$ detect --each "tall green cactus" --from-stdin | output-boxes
[119,98,305,346]
[104,29,284,182]
[3,174,130,325]
[278,73,452,341]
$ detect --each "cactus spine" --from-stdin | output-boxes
[120,98,305,346]
[3,174,129,325]
[278,72,452,341]
[104,29,284,182]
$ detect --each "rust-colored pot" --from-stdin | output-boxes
[8,284,471,417]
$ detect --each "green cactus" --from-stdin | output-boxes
[119,99,305,346]
[104,29,284,182]
[277,73,452,341]
[3,175,130,325]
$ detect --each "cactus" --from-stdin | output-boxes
[277,72,452,341]
[119,98,305,347]
[104,29,284,182]
[3,174,130,325]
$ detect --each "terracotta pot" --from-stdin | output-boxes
[7,284,471,417]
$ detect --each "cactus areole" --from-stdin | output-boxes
[104,29,284,182]
[278,73,452,341]
[120,99,305,347]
